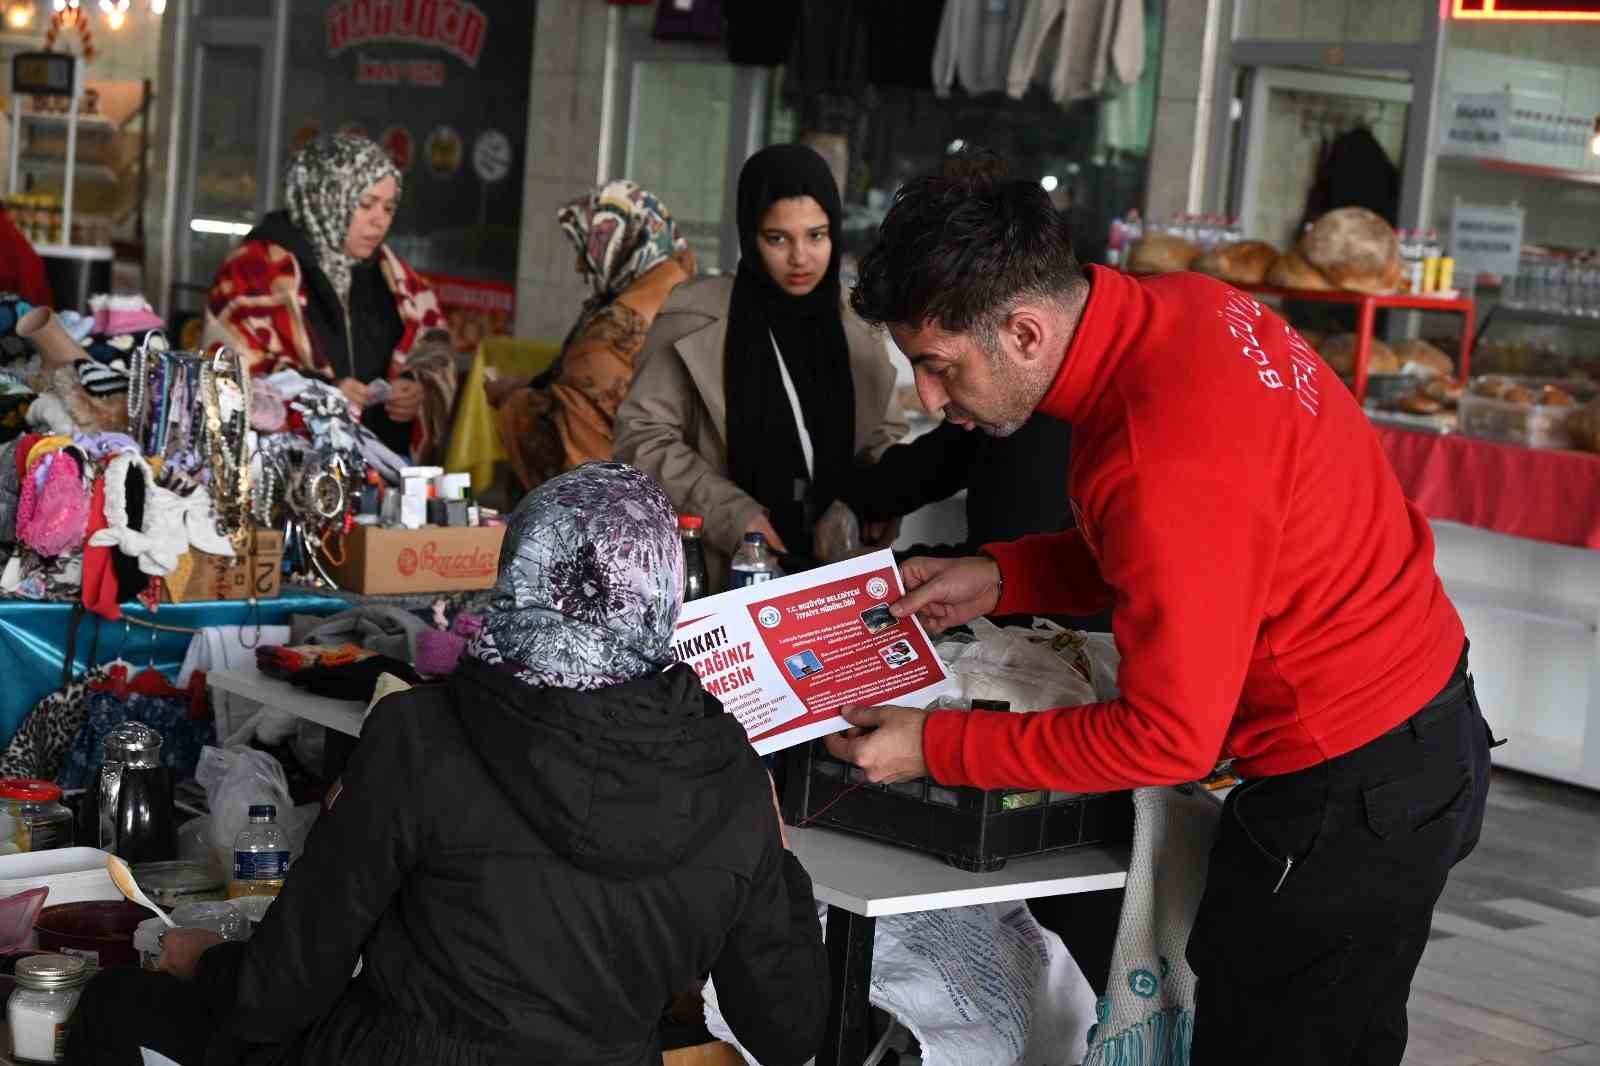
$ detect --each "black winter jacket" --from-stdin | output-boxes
[194,658,829,1066]
[843,412,1075,551]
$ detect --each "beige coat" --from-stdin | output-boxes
[615,275,905,584]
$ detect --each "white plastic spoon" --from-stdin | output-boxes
[106,855,175,927]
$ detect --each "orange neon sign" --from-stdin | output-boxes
[1451,0,1600,19]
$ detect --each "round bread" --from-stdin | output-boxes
[1540,385,1577,407]
[1502,384,1538,406]
[1420,377,1463,407]
[1264,250,1334,291]
[1300,207,1402,294]
[1193,240,1280,285]
[1472,376,1515,399]
[1126,234,1200,275]
[1395,392,1444,415]
[1568,398,1600,452]
[1318,333,1398,376]
[1392,338,1454,378]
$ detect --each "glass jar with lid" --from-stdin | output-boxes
[8,953,89,1063]
[0,779,73,853]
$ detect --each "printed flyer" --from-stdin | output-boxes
[671,550,951,755]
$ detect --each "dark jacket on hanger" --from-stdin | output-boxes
[189,659,828,1066]
[243,211,414,455]
[1299,125,1400,228]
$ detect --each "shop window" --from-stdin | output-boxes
[1236,0,1424,44]
[626,61,736,271]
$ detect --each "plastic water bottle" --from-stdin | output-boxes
[679,514,709,602]
[227,804,289,900]
[729,532,779,589]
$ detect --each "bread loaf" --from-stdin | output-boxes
[1126,234,1200,275]
[1392,338,1454,377]
[1300,207,1402,294]
[1568,398,1600,452]
[1319,333,1399,376]
[1193,240,1279,285]
[1265,251,1334,291]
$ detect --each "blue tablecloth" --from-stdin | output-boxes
[0,595,348,747]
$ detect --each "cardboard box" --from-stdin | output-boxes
[325,524,504,594]
[174,529,284,602]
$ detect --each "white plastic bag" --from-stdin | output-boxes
[704,901,1097,1066]
[933,619,1099,712]
[195,746,302,876]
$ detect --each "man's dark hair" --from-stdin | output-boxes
[851,169,1085,337]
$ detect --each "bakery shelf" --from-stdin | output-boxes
[1239,284,1476,404]
[1437,154,1600,190]
[1477,304,1600,335]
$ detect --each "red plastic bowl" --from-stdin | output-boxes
[34,900,150,968]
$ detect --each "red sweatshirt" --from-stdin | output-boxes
[921,266,1465,792]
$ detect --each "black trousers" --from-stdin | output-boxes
[1187,647,1494,1066]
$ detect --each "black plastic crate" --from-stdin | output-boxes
[779,737,1133,872]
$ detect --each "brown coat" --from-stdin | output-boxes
[614,275,905,584]
[498,252,695,491]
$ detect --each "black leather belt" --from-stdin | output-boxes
[1381,649,1470,739]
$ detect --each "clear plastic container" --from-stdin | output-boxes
[227,805,289,900]
[0,780,73,854]
[1459,390,1580,449]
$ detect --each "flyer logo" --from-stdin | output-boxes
[757,606,782,629]
[397,547,419,576]
[866,577,889,600]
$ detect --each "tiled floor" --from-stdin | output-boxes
[1403,769,1600,1066]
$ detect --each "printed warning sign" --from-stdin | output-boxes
[671,551,950,755]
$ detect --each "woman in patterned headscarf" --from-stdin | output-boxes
[488,180,696,493]
[204,133,456,460]
[72,461,829,1066]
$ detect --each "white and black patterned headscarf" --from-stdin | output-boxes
[285,133,401,303]
[467,462,685,692]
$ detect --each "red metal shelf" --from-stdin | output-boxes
[1239,284,1476,403]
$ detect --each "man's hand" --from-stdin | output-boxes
[384,379,425,422]
[156,928,224,980]
[744,512,789,555]
[823,705,930,783]
[890,555,1002,634]
[336,377,370,408]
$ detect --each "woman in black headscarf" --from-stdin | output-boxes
[616,144,904,587]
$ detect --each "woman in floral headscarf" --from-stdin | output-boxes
[70,462,828,1066]
[205,133,455,460]
[488,181,696,492]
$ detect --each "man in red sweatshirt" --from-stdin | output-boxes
[827,172,1496,1065]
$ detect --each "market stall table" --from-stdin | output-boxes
[210,667,1132,1063]
[0,594,348,746]
[207,664,366,740]
[787,825,1128,1066]
[1374,424,1600,791]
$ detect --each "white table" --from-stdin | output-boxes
[208,665,366,739]
[786,825,1128,1066]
